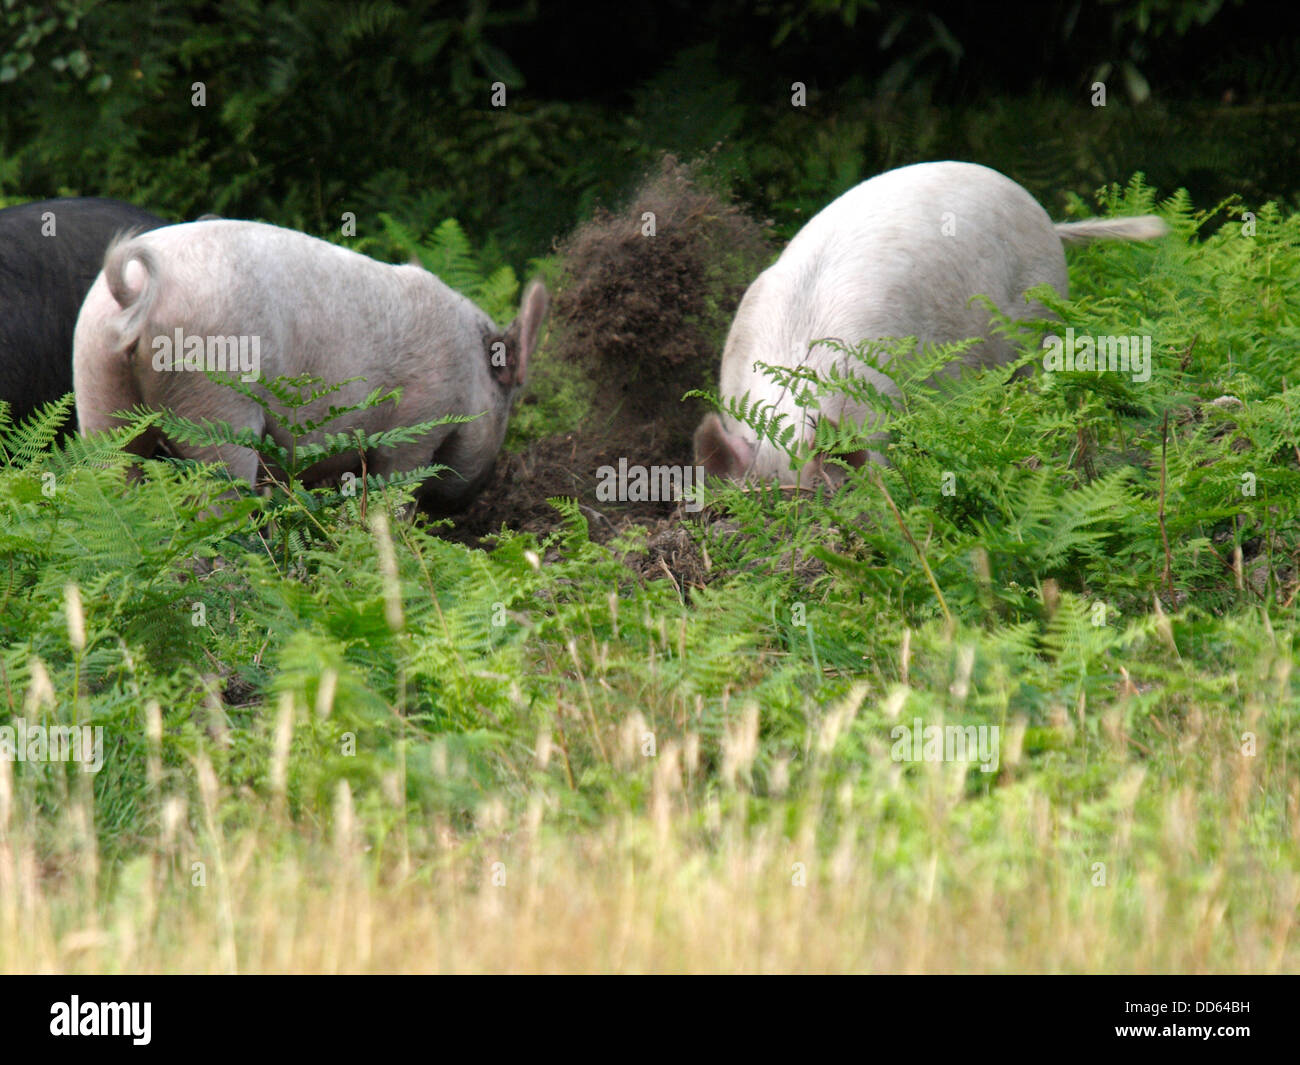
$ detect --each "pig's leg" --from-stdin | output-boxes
[151,389,267,489]
[166,425,264,529]
[367,420,497,516]
[176,436,263,489]
[368,427,457,515]
[422,417,502,510]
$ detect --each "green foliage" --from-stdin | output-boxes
[1,0,1297,970]
[2,1,1290,270]
[151,371,479,575]
[355,214,524,326]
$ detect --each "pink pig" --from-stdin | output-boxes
[74,220,548,510]
[695,161,1166,485]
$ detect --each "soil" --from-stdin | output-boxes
[425,154,774,593]
[431,412,715,593]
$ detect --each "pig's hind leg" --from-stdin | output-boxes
[152,386,268,492]
[367,427,457,516]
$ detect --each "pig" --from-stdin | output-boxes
[0,197,168,431]
[694,161,1168,486]
[72,220,549,511]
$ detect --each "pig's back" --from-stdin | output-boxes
[127,221,480,384]
[772,161,1067,356]
[137,220,419,311]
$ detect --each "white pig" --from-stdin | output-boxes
[694,160,1167,485]
[73,220,548,510]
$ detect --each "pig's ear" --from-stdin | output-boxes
[694,413,753,480]
[494,279,549,389]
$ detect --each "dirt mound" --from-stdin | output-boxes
[549,153,772,451]
[434,154,774,558]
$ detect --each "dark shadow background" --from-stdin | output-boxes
[2,0,1296,265]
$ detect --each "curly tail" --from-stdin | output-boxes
[1054,215,1169,246]
[72,232,167,453]
[102,230,162,351]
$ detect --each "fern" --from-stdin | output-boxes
[367,213,521,324]
[0,395,77,470]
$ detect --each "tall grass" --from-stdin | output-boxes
[1,650,1295,973]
